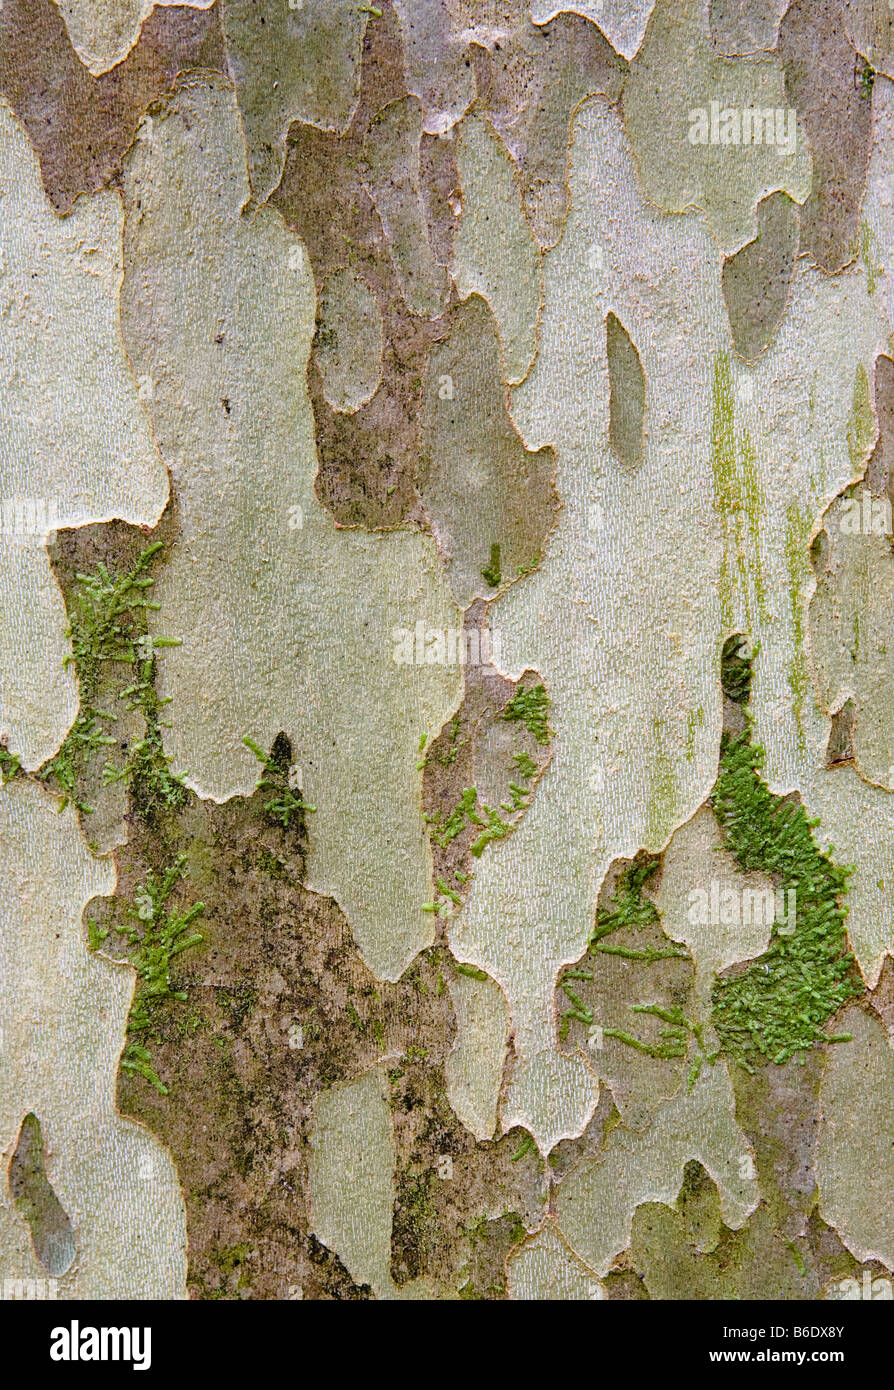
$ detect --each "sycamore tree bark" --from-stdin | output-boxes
[0,0,892,1302]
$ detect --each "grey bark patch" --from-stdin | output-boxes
[418,295,558,605]
[313,270,384,414]
[827,698,856,766]
[220,0,369,202]
[722,192,799,361]
[863,354,894,506]
[779,0,873,273]
[606,312,646,468]
[8,1114,76,1277]
[709,0,789,53]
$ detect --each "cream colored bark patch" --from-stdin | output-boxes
[0,778,187,1297]
[361,96,448,320]
[530,1,657,61]
[445,971,510,1141]
[453,114,541,385]
[221,0,368,203]
[314,269,384,415]
[121,80,462,983]
[53,0,214,75]
[507,1221,603,1299]
[623,0,811,254]
[555,1061,759,1276]
[0,98,168,771]
[308,1068,431,1299]
[816,1006,894,1271]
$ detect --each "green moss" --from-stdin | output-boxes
[684,705,704,762]
[711,351,738,516]
[92,853,205,1094]
[861,220,881,296]
[431,713,463,768]
[469,805,511,857]
[452,961,489,982]
[509,1132,535,1162]
[0,744,21,784]
[513,751,537,779]
[720,633,755,704]
[431,786,480,847]
[856,54,875,100]
[589,857,661,944]
[430,760,534,859]
[41,542,188,818]
[783,504,810,752]
[242,735,317,828]
[481,542,502,588]
[570,856,688,1041]
[392,1165,441,1284]
[709,723,861,1069]
[645,716,678,848]
[501,683,550,744]
[710,353,768,633]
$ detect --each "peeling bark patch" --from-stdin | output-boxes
[270,6,446,531]
[472,7,625,248]
[8,1114,76,1277]
[419,295,558,606]
[816,1006,894,1271]
[709,0,790,54]
[453,113,541,384]
[722,192,799,361]
[313,269,384,414]
[0,97,168,770]
[623,0,811,253]
[220,0,369,202]
[121,78,463,980]
[52,0,215,76]
[606,311,646,467]
[0,0,225,215]
[779,0,874,273]
[361,94,448,319]
[845,0,894,80]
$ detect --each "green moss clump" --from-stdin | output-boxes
[242,735,317,828]
[0,744,21,784]
[710,729,860,1069]
[501,683,550,744]
[41,542,188,817]
[90,853,205,1094]
[720,633,754,705]
[589,857,661,945]
[481,542,502,589]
